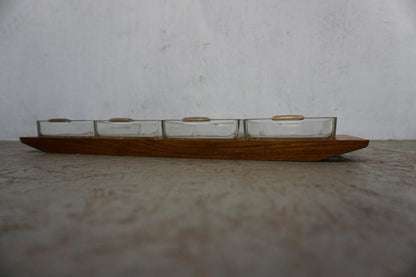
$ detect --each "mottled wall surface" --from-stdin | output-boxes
[1,0,415,139]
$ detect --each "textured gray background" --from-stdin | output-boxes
[1,141,416,276]
[1,0,416,139]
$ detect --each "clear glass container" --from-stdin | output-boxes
[163,117,239,139]
[95,118,162,138]
[37,119,95,137]
[244,115,336,140]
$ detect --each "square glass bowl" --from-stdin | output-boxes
[37,119,95,137]
[244,115,336,140]
[163,117,239,139]
[95,118,162,138]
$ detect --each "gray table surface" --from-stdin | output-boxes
[0,140,415,277]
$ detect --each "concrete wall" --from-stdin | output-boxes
[1,0,415,139]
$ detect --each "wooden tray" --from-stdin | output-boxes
[20,135,368,161]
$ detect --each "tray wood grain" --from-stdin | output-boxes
[20,135,369,161]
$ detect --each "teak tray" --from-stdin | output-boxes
[20,135,369,161]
